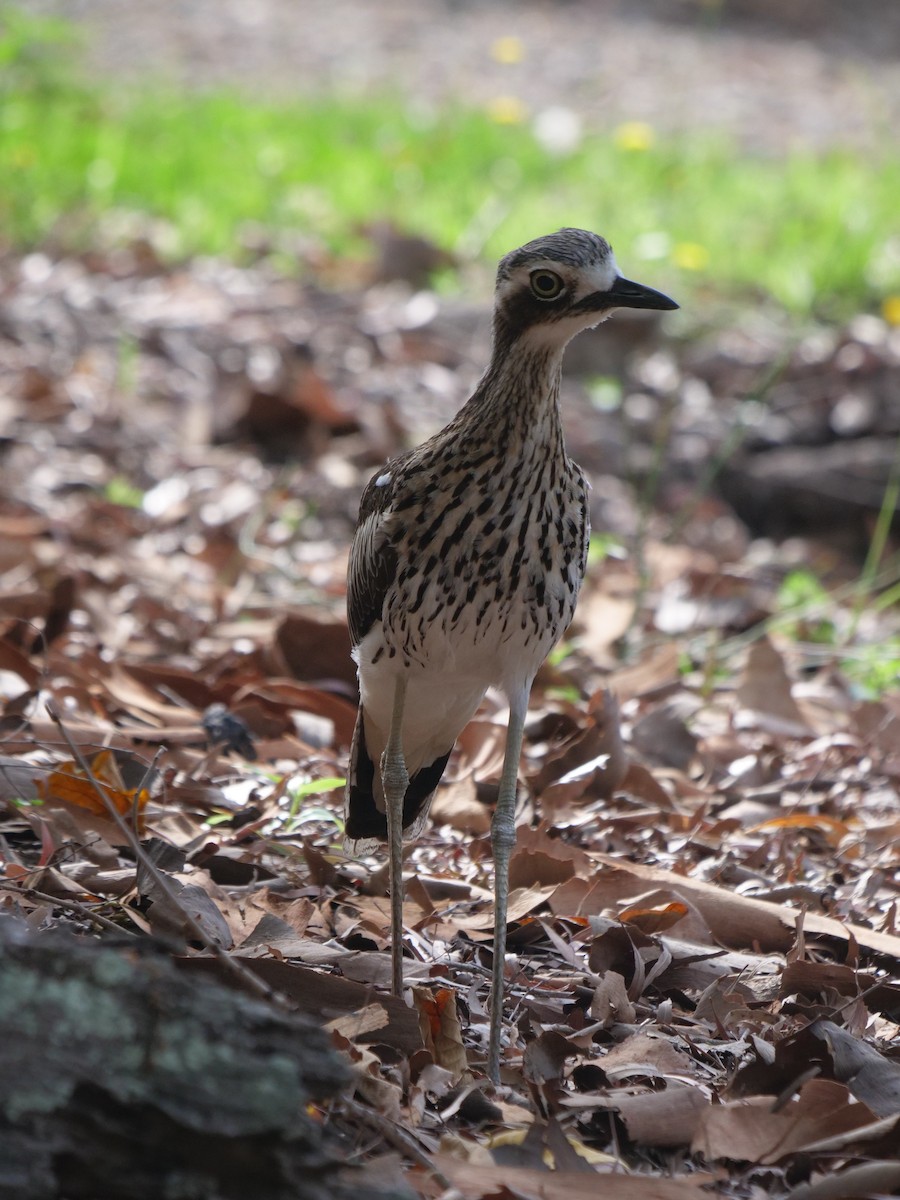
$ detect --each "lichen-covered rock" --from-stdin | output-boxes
[0,917,388,1200]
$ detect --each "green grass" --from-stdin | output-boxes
[764,565,900,698]
[2,8,900,317]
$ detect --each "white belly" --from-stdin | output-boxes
[353,449,588,788]
[355,626,491,777]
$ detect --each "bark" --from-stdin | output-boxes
[0,918,396,1200]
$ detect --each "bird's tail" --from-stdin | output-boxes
[343,707,453,852]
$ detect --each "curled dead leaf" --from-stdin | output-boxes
[38,750,149,824]
[590,971,636,1026]
[619,900,690,935]
[750,812,851,848]
[413,986,469,1082]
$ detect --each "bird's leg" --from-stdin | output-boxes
[381,674,409,997]
[487,688,530,1084]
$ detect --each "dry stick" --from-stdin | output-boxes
[341,1096,451,1189]
[0,881,137,937]
[44,701,287,1010]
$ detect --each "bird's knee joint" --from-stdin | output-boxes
[491,821,516,855]
[381,752,409,800]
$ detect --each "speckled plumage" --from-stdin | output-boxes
[342,228,677,1079]
[345,335,590,845]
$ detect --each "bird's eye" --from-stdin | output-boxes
[530,269,564,300]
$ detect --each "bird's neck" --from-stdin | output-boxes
[456,326,567,457]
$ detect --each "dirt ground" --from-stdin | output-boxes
[32,0,900,152]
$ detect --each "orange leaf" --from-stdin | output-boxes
[38,751,149,822]
[416,987,455,1042]
[751,813,849,847]
[413,986,468,1080]
[620,901,690,934]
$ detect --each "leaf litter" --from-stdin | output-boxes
[1,241,900,1198]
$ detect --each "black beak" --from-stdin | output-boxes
[605,274,679,311]
[577,275,679,314]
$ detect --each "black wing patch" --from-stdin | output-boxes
[344,706,453,842]
[346,459,406,647]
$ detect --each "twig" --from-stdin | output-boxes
[341,1096,451,1188]
[0,881,137,937]
[44,702,292,1011]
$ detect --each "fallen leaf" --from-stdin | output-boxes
[564,1081,709,1148]
[735,636,811,735]
[590,971,636,1025]
[414,986,469,1081]
[750,812,850,847]
[38,750,149,823]
[325,1003,389,1041]
[619,900,691,935]
[435,1158,714,1199]
[810,1020,900,1117]
[692,1079,876,1163]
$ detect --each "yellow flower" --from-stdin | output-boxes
[491,35,525,64]
[486,95,527,125]
[673,242,710,271]
[613,121,655,152]
[881,294,900,326]
[10,145,35,168]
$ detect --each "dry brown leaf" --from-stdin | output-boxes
[454,718,510,783]
[692,1079,876,1163]
[344,892,434,939]
[619,900,691,935]
[38,750,149,823]
[786,1162,900,1200]
[459,883,558,931]
[551,855,900,960]
[182,957,425,1055]
[269,613,357,690]
[413,986,469,1081]
[600,1032,696,1080]
[750,812,851,847]
[332,1031,403,1122]
[563,1082,709,1148]
[514,822,595,876]
[434,1159,715,1200]
[590,971,636,1025]
[630,702,699,771]
[615,1086,709,1148]
[811,1020,900,1117]
[242,890,315,936]
[429,774,491,834]
[605,643,681,701]
[523,1031,574,1086]
[735,636,811,735]
[617,761,677,810]
[575,589,636,658]
[0,636,41,689]
[509,846,576,892]
[325,1003,389,1041]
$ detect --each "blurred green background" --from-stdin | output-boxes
[3,1,900,321]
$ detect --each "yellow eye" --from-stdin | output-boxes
[530,269,564,300]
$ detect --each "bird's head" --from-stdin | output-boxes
[494,228,678,347]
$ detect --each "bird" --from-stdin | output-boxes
[344,228,677,1082]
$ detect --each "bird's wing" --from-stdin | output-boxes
[346,457,410,647]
